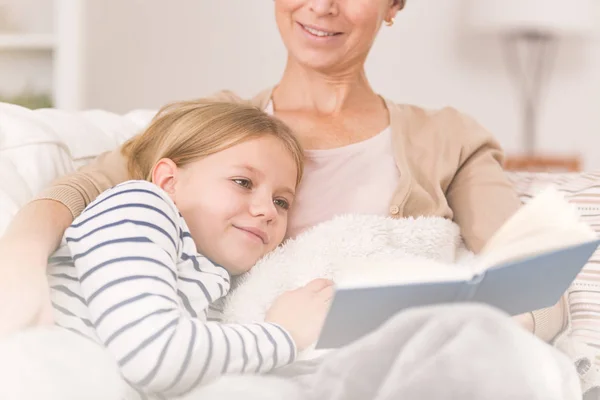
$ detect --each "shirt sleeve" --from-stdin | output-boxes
[444,111,522,254]
[443,110,566,342]
[65,181,296,397]
[36,148,130,219]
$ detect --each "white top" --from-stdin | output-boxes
[264,101,401,238]
[48,181,296,399]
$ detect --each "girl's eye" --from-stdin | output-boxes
[233,178,252,189]
[274,198,290,210]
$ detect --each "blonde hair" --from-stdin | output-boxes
[121,100,304,184]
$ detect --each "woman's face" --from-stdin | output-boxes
[275,0,401,73]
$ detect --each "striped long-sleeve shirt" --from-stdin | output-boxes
[48,180,296,399]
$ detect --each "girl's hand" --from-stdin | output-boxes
[265,278,334,351]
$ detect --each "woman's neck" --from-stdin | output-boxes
[273,57,381,115]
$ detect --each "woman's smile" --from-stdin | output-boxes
[296,21,344,43]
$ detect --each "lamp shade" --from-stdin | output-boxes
[465,0,598,37]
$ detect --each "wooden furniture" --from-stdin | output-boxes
[503,154,582,173]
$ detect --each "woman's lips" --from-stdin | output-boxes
[298,22,343,38]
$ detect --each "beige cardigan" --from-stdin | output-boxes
[36,87,564,342]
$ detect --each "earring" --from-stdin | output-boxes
[385,17,395,27]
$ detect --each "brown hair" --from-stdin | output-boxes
[121,100,304,184]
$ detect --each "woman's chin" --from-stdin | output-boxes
[292,53,350,74]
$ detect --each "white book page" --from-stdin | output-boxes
[476,187,596,271]
[473,227,597,273]
[334,255,474,289]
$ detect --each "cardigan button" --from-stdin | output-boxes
[389,205,400,215]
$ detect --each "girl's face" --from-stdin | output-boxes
[275,0,401,73]
[153,136,298,275]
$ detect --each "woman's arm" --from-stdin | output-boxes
[0,199,71,335]
[68,182,295,397]
[445,113,566,342]
[0,148,129,335]
[35,148,130,219]
[444,126,522,254]
[1,147,129,261]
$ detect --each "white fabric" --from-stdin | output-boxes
[286,127,400,238]
[0,305,582,400]
[222,214,470,327]
[0,102,156,235]
[0,327,304,400]
[0,327,127,400]
[0,214,583,400]
[220,211,597,392]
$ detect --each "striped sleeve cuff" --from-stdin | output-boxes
[261,322,297,369]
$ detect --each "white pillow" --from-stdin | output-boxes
[221,214,467,325]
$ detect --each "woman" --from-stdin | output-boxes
[0,0,575,394]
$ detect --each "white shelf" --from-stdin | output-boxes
[0,34,55,51]
[0,0,83,109]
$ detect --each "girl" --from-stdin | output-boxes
[47,100,333,399]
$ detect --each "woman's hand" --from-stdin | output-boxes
[0,238,54,337]
[265,278,334,351]
[513,312,535,333]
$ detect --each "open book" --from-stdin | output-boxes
[316,187,600,349]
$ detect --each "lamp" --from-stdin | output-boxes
[464,0,596,169]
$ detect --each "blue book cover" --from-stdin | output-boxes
[316,239,600,350]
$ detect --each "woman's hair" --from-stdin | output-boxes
[121,100,304,184]
[397,0,406,10]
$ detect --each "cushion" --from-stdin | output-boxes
[0,102,155,234]
[507,171,600,366]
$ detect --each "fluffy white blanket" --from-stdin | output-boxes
[222,214,472,325]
